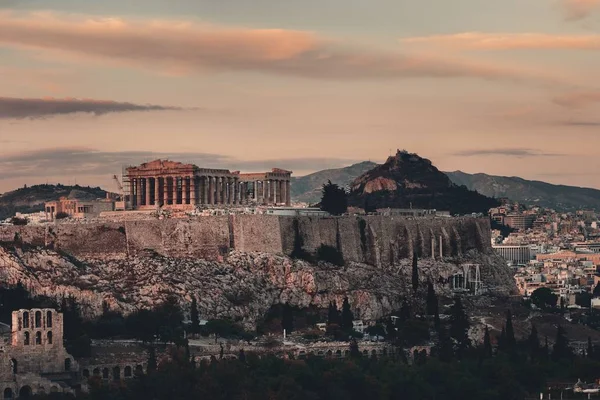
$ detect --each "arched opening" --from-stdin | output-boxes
[112,366,120,381]
[335,350,342,358]
[46,311,53,328]
[22,312,29,329]
[18,386,31,399]
[50,387,58,393]
[64,358,72,372]
[102,368,109,379]
[326,350,332,358]
[134,365,143,376]
[47,331,52,344]
[10,359,17,374]
[82,369,90,378]
[23,332,29,346]
[3,388,13,399]
[35,311,42,328]
[93,368,100,377]
[124,366,132,378]
[35,331,42,345]
[37,387,45,396]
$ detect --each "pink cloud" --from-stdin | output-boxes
[562,0,600,20]
[0,11,563,84]
[553,91,600,108]
[400,32,600,50]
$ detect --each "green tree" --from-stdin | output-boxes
[528,325,540,362]
[505,309,516,352]
[411,253,419,293]
[340,297,354,332]
[530,287,558,309]
[552,325,572,362]
[588,336,594,359]
[147,346,157,373]
[190,296,200,334]
[320,180,348,216]
[593,283,600,297]
[426,281,438,316]
[482,326,493,359]
[449,296,470,357]
[327,301,340,326]
[281,303,294,333]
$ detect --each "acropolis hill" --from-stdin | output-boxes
[0,215,515,327]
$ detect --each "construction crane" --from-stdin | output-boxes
[113,175,124,197]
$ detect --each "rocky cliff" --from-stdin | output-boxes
[0,214,515,326]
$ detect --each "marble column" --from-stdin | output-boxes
[204,177,209,205]
[286,180,291,206]
[171,177,177,205]
[184,176,190,205]
[154,177,160,206]
[145,178,151,206]
[270,180,276,204]
[279,180,285,205]
[262,180,268,204]
[208,177,214,205]
[221,178,227,205]
[226,178,233,205]
[135,178,142,208]
[129,178,135,209]
[233,178,239,205]
[215,176,221,204]
[163,177,170,205]
[190,176,196,205]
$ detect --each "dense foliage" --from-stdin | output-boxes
[320,180,348,216]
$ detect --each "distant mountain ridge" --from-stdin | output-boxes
[445,171,600,211]
[291,161,378,204]
[0,184,108,220]
[347,151,498,214]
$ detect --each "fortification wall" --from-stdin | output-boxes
[0,216,491,264]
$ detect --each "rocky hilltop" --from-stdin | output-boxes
[0,184,109,220]
[348,150,499,214]
[0,215,515,326]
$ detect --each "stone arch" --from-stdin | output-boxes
[22,312,29,329]
[335,350,342,358]
[124,366,132,378]
[82,369,90,378]
[46,311,53,328]
[93,368,100,377]
[112,366,120,381]
[64,358,72,371]
[47,331,52,344]
[50,386,58,393]
[23,332,30,346]
[326,350,332,358]
[37,387,45,396]
[135,365,143,376]
[102,368,109,379]
[35,311,42,328]
[362,350,368,356]
[35,331,42,345]
[18,386,31,399]
[3,388,13,399]
[371,350,377,357]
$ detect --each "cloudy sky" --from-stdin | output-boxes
[1,0,600,193]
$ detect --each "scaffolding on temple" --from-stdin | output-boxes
[451,264,483,295]
[121,165,133,210]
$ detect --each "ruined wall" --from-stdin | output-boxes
[0,216,492,264]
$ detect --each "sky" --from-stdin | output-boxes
[1,0,600,193]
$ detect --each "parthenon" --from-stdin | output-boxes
[125,160,292,209]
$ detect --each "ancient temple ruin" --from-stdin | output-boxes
[125,159,292,210]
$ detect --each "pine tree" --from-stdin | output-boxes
[483,327,493,359]
[412,253,419,293]
[190,296,200,333]
[505,309,516,351]
[435,326,454,362]
[386,318,397,341]
[497,326,506,354]
[320,181,348,216]
[542,336,549,361]
[426,281,438,316]
[528,325,540,362]
[399,301,411,323]
[340,297,354,332]
[327,301,340,326]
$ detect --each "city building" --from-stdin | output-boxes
[504,213,536,230]
[124,159,292,210]
[493,245,532,264]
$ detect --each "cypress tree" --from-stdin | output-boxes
[505,309,516,351]
[483,327,493,358]
[327,301,340,326]
[552,325,572,361]
[588,336,594,359]
[349,338,360,358]
[497,326,506,353]
[340,297,354,332]
[282,303,294,333]
[528,325,540,361]
[147,346,157,373]
[412,252,419,292]
[190,296,200,333]
[426,281,438,316]
[449,296,470,357]
[399,300,411,323]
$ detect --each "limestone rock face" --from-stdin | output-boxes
[0,244,515,328]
